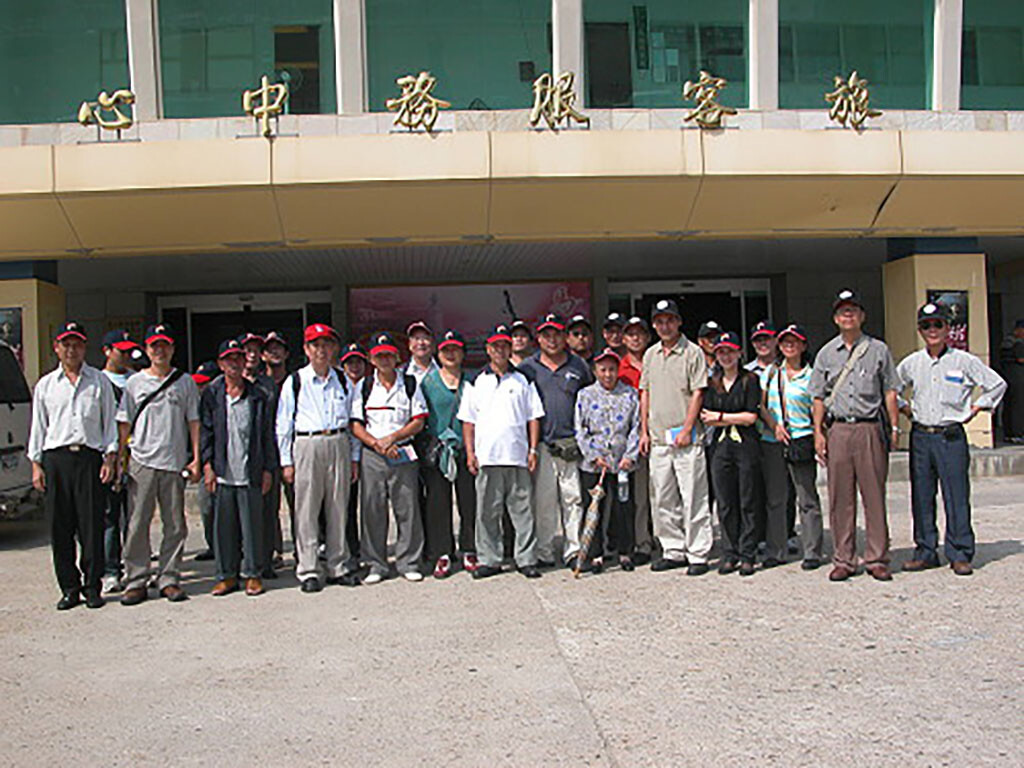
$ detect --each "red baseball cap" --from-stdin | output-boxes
[304,323,339,343]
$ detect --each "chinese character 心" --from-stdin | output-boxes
[77,90,135,131]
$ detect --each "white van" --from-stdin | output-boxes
[0,341,33,518]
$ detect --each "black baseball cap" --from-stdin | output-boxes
[101,328,138,351]
[623,315,649,333]
[55,321,87,343]
[536,313,565,333]
[487,323,513,344]
[218,338,245,358]
[340,342,367,364]
[510,319,532,337]
[713,331,742,351]
[144,323,175,345]
[917,302,951,324]
[567,313,591,330]
[369,332,400,356]
[191,360,219,385]
[777,323,809,343]
[750,320,776,339]
[603,312,626,329]
[833,289,865,312]
[697,320,721,338]
[237,332,264,348]
[437,329,465,350]
[651,299,681,321]
[263,330,289,349]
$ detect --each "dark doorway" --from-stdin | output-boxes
[635,292,742,345]
[585,22,632,107]
[189,309,304,370]
[274,25,321,113]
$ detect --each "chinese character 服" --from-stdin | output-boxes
[77,90,135,132]
[825,71,882,129]
[243,75,289,137]
[682,71,736,129]
[529,72,589,130]
[386,72,451,132]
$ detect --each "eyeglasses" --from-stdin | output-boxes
[918,320,947,330]
[569,329,589,337]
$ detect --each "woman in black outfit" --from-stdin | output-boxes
[700,332,763,576]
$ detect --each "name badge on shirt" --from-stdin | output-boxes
[944,370,964,385]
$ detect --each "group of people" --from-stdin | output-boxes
[27,287,1007,610]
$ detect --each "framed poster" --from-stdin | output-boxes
[926,289,968,351]
[349,281,591,366]
[0,307,23,369]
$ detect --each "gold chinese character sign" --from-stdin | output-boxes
[78,90,135,131]
[386,71,450,132]
[243,75,289,137]
[682,71,736,129]
[825,71,882,129]
[529,72,589,130]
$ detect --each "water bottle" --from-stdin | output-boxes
[617,470,629,503]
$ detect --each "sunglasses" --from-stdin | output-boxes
[918,320,947,330]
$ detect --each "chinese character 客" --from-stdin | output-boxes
[825,71,882,129]
[243,75,289,137]
[682,71,736,129]
[529,72,589,130]
[386,71,451,132]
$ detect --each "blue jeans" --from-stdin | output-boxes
[214,485,264,581]
[102,485,127,577]
[910,425,974,564]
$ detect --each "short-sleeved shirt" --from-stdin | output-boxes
[220,392,252,486]
[761,364,814,442]
[896,347,1006,427]
[808,334,898,419]
[457,366,545,468]
[703,372,762,445]
[618,354,643,389]
[401,358,439,386]
[350,370,428,441]
[640,335,708,446]
[117,369,200,472]
[517,352,593,443]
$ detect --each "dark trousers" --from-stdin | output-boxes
[710,437,761,562]
[910,425,974,563]
[579,470,635,559]
[423,455,477,563]
[42,447,105,594]
[102,483,127,577]
[214,484,265,581]
[198,481,215,551]
[346,476,360,565]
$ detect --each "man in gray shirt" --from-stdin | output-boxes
[810,290,900,582]
[897,302,1006,576]
[117,323,200,605]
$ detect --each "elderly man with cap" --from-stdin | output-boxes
[118,322,201,605]
[810,289,900,582]
[696,320,723,370]
[191,360,220,564]
[896,302,1006,577]
[28,321,119,610]
[457,323,545,579]
[566,313,595,361]
[276,323,360,593]
[200,338,276,597]
[420,329,478,578]
[403,320,439,384]
[518,313,594,567]
[339,341,368,568]
[351,331,429,583]
[510,319,535,368]
[618,315,655,563]
[601,313,628,358]
[639,299,712,575]
[97,329,139,593]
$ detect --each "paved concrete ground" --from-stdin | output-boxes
[0,477,1021,767]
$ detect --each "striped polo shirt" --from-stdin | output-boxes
[760,364,814,443]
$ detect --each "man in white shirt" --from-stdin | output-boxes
[28,322,118,610]
[458,323,545,579]
[351,331,429,584]
[402,320,439,384]
[276,323,360,593]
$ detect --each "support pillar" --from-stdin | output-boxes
[932,0,963,111]
[0,277,65,387]
[125,0,163,120]
[334,0,367,114]
[748,0,779,110]
[552,0,585,106]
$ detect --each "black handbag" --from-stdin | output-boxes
[776,366,815,464]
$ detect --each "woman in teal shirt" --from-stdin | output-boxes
[420,330,477,578]
[759,324,824,570]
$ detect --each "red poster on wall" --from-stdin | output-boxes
[349,281,591,365]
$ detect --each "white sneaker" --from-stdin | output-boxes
[363,573,383,585]
[402,571,423,582]
[101,574,122,594]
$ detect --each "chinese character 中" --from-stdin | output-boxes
[529,72,589,130]
[825,71,882,129]
[243,75,289,137]
[682,71,736,129]
[77,90,135,131]
[386,71,451,132]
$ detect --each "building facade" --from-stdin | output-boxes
[1,0,1022,446]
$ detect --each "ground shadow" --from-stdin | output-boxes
[889,538,1022,570]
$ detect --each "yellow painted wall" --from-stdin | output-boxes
[883,252,992,447]
[0,278,66,386]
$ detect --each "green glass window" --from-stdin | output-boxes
[367,0,550,111]
[962,0,1024,109]
[160,0,335,118]
[779,0,932,109]
[584,0,748,108]
[0,0,128,125]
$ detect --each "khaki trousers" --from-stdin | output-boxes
[532,444,583,564]
[476,466,536,568]
[826,422,890,569]
[123,458,187,592]
[648,443,712,563]
[293,433,351,582]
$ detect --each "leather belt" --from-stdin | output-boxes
[833,416,876,424]
[912,422,960,435]
[295,428,345,438]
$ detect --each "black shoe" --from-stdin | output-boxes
[718,559,738,575]
[762,557,784,569]
[473,565,502,580]
[56,591,80,611]
[83,589,105,609]
[651,557,686,572]
[801,559,821,571]
[687,563,710,576]
[739,561,755,577]
[300,578,322,593]
[620,558,635,572]
[590,560,604,575]
[536,559,556,569]
[326,573,360,587]
[519,565,542,579]
[261,568,279,580]
[193,549,214,562]
[632,551,652,566]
